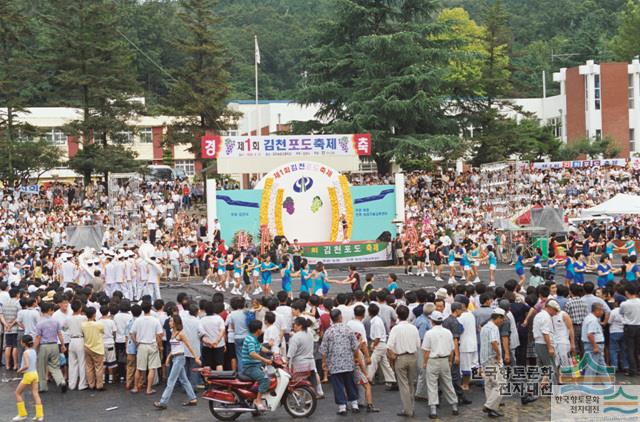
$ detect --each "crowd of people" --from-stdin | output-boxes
[2,163,640,421]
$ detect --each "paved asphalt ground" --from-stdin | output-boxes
[0,264,636,422]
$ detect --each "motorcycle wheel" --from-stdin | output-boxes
[209,391,242,421]
[283,385,317,418]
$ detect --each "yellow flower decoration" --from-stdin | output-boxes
[275,188,284,236]
[339,175,354,240]
[260,178,273,226]
[328,187,339,242]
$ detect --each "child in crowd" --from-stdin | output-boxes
[13,335,44,422]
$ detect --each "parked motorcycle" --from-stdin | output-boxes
[196,355,317,420]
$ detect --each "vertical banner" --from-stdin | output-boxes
[201,135,220,159]
[354,133,372,156]
[206,178,217,241]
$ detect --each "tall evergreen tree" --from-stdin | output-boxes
[166,0,233,169]
[297,0,458,174]
[42,0,143,183]
[0,0,61,186]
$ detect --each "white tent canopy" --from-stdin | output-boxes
[582,193,640,216]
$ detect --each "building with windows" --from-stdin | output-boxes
[550,59,640,156]
[4,59,639,182]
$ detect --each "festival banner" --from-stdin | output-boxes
[302,241,392,265]
[202,133,371,159]
[531,158,627,170]
[201,135,220,159]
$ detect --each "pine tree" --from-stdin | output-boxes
[42,0,143,183]
[297,0,458,175]
[0,0,61,186]
[167,0,232,167]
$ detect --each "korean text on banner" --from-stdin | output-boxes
[210,134,371,159]
[201,135,219,159]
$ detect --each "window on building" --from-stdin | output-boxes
[630,74,635,110]
[139,127,153,143]
[174,159,195,176]
[44,128,67,145]
[631,128,636,153]
[115,129,133,144]
[595,129,602,140]
[594,74,601,110]
[549,117,562,138]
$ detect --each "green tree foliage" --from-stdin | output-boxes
[165,0,233,161]
[297,0,458,174]
[42,0,143,182]
[0,139,63,186]
[553,136,621,160]
[0,0,56,186]
[611,0,640,60]
[69,143,141,186]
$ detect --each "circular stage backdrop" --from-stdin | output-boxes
[255,161,352,243]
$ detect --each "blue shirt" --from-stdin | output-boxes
[386,282,397,293]
[488,251,497,266]
[23,348,37,373]
[515,255,524,271]
[241,334,262,368]
[260,262,277,283]
[414,314,431,340]
[597,263,610,287]
[627,265,638,281]
[125,318,137,354]
[574,261,586,283]
[300,269,310,293]
[313,272,329,295]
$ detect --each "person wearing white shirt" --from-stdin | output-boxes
[113,302,133,382]
[608,303,628,373]
[421,311,458,419]
[130,302,164,395]
[67,301,88,390]
[346,305,368,342]
[181,304,202,388]
[147,255,163,301]
[104,256,117,297]
[135,256,148,301]
[533,300,560,383]
[621,285,640,376]
[60,258,77,287]
[387,305,421,417]
[366,303,396,387]
[264,312,281,354]
[100,307,117,384]
[198,302,226,370]
[552,308,575,369]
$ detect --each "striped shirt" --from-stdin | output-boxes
[241,334,262,369]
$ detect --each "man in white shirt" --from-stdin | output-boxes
[198,302,226,371]
[387,305,421,418]
[182,304,202,389]
[130,302,163,395]
[533,300,560,383]
[422,311,459,419]
[113,302,132,383]
[479,308,506,417]
[100,305,117,384]
[621,284,640,376]
[366,303,396,388]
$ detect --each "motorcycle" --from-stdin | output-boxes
[196,355,317,421]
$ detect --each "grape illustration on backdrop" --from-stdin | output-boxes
[283,197,295,215]
[338,136,350,152]
[310,196,323,213]
[224,138,235,155]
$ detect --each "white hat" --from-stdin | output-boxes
[436,288,448,298]
[546,299,561,312]
[429,311,444,322]
[492,308,506,317]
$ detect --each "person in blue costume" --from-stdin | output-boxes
[259,254,279,296]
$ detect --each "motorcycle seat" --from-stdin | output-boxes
[207,370,237,379]
[237,373,254,382]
